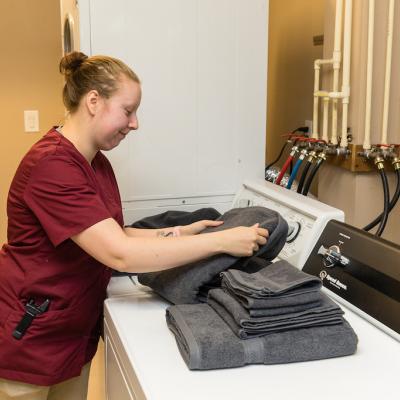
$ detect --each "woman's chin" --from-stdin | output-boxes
[100,142,120,151]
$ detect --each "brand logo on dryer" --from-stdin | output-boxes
[319,270,348,291]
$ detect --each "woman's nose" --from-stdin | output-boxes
[128,115,139,130]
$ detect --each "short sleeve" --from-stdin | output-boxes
[24,156,112,247]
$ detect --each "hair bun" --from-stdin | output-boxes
[59,51,88,76]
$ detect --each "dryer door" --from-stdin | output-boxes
[61,0,80,54]
[63,14,75,53]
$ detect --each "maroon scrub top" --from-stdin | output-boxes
[0,128,124,385]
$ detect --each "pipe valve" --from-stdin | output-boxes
[306,150,317,163]
[374,156,385,170]
[391,156,400,170]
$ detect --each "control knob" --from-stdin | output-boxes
[286,222,301,243]
[318,245,350,268]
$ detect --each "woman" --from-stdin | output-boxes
[0,52,268,400]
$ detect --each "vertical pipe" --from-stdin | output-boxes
[312,63,320,139]
[322,97,329,142]
[381,0,395,146]
[340,0,352,148]
[331,0,344,145]
[363,0,375,150]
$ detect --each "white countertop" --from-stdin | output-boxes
[107,275,138,298]
[104,277,400,400]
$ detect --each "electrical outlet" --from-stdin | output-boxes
[24,110,39,132]
[305,120,313,134]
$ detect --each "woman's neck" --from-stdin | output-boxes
[59,114,98,163]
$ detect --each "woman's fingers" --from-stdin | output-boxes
[184,220,224,235]
[251,224,268,235]
[205,220,224,226]
[256,227,269,237]
[250,224,269,248]
[256,235,267,246]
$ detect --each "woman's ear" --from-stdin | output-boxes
[85,90,101,116]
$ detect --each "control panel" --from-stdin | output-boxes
[303,219,400,341]
[232,180,344,269]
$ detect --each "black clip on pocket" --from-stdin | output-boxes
[12,299,50,340]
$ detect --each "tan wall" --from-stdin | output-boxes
[318,0,400,244]
[266,0,325,166]
[0,0,65,245]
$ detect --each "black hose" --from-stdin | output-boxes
[375,168,390,237]
[297,160,312,194]
[363,169,400,231]
[265,142,288,172]
[302,158,325,196]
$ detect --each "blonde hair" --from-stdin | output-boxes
[59,51,140,113]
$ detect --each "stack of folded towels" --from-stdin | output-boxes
[166,259,358,370]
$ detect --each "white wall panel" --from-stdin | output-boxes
[80,0,267,217]
[234,0,268,185]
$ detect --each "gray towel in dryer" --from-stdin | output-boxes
[138,207,288,304]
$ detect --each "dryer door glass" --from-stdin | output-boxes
[63,15,74,54]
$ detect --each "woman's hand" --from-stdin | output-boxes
[216,223,269,257]
[179,220,224,236]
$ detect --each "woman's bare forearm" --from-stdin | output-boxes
[117,233,223,272]
[72,218,222,272]
[123,226,176,238]
[72,218,267,273]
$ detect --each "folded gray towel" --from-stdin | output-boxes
[138,207,289,304]
[221,260,323,315]
[166,304,358,370]
[208,288,344,338]
[243,299,322,317]
[221,259,322,299]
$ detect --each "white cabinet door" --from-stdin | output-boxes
[105,335,136,400]
[80,0,268,209]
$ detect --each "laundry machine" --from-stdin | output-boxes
[103,181,400,400]
[60,0,80,54]
[107,179,345,297]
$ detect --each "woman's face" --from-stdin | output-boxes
[93,76,142,151]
